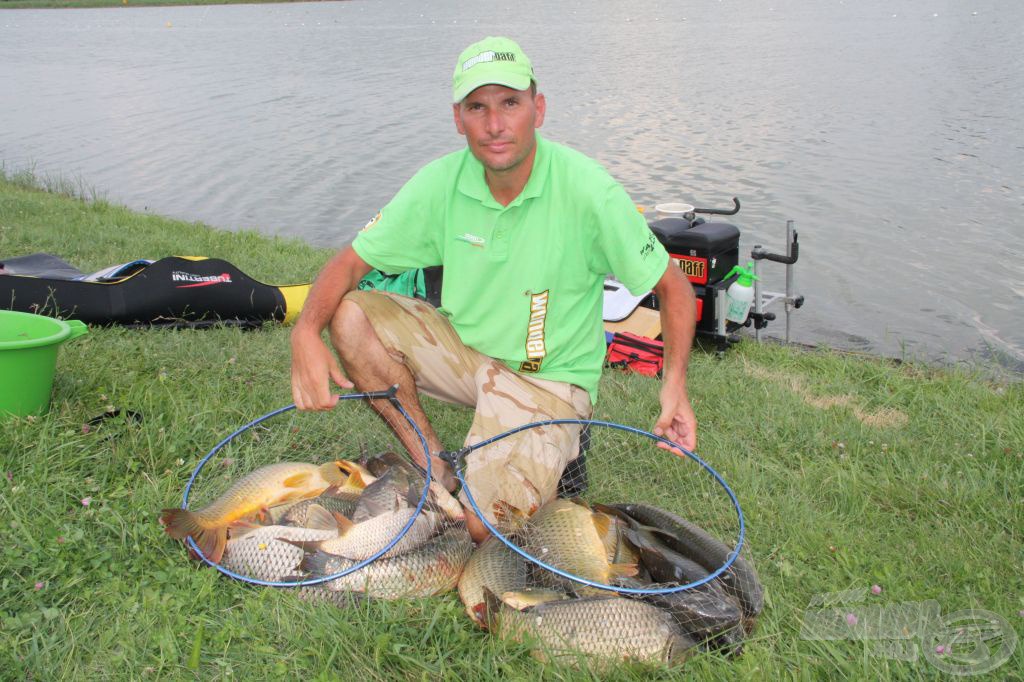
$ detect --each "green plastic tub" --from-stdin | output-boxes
[0,310,88,416]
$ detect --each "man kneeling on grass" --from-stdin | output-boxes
[290,36,698,542]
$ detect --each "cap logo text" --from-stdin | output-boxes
[462,50,516,71]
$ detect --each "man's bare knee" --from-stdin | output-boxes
[330,298,405,375]
[329,298,372,356]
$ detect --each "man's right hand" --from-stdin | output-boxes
[288,246,373,410]
[290,327,353,410]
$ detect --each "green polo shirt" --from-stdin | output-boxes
[352,134,668,403]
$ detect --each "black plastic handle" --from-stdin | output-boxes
[752,232,799,265]
[693,197,741,216]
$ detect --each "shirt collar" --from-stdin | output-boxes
[457,133,550,209]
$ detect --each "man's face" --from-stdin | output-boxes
[452,84,546,175]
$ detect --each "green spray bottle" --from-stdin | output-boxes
[724,262,759,324]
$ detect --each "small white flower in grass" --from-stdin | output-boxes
[34,581,44,590]
[846,613,858,626]
[81,497,92,506]
[871,584,882,595]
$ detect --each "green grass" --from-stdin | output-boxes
[0,0,324,9]
[1,172,1022,679]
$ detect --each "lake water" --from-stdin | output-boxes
[2,0,1022,371]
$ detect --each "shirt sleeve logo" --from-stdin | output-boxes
[360,211,383,232]
[640,232,657,258]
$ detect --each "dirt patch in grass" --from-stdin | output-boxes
[743,361,909,429]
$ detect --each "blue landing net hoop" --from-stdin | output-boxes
[178,386,433,588]
[445,418,746,596]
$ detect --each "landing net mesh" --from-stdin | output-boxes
[452,419,761,650]
[178,391,469,598]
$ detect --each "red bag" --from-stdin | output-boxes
[605,332,664,378]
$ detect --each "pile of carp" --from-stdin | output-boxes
[161,453,763,669]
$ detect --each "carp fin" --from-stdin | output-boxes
[609,561,640,579]
[321,484,353,499]
[298,550,335,576]
[332,511,355,534]
[282,471,313,488]
[667,633,699,666]
[304,504,339,531]
[160,508,198,539]
[346,470,368,490]
[491,499,527,524]
[480,587,502,631]
[591,510,612,539]
[160,508,227,563]
[499,587,569,611]
[227,519,261,539]
[279,537,324,554]
[318,461,347,485]
[404,485,421,509]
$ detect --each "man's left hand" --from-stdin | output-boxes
[653,384,697,454]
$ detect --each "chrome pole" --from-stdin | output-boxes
[785,220,794,343]
[752,246,763,343]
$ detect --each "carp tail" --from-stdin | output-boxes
[160,508,227,563]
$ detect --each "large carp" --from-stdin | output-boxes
[458,536,532,628]
[298,525,474,599]
[518,498,637,594]
[220,524,338,581]
[612,502,764,624]
[160,461,355,562]
[485,588,696,669]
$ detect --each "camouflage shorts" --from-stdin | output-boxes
[344,290,593,529]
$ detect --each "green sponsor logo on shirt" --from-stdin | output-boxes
[455,233,486,247]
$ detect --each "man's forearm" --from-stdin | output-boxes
[654,264,697,388]
[293,246,373,337]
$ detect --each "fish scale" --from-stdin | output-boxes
[275,494,359,527]
[519,499,636,595]
[489,591,696,669]
[458,536,532,627]
[302,525,474,599]
[309,508,441,561]
[220,525,338,581]
[363,451,464,522]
